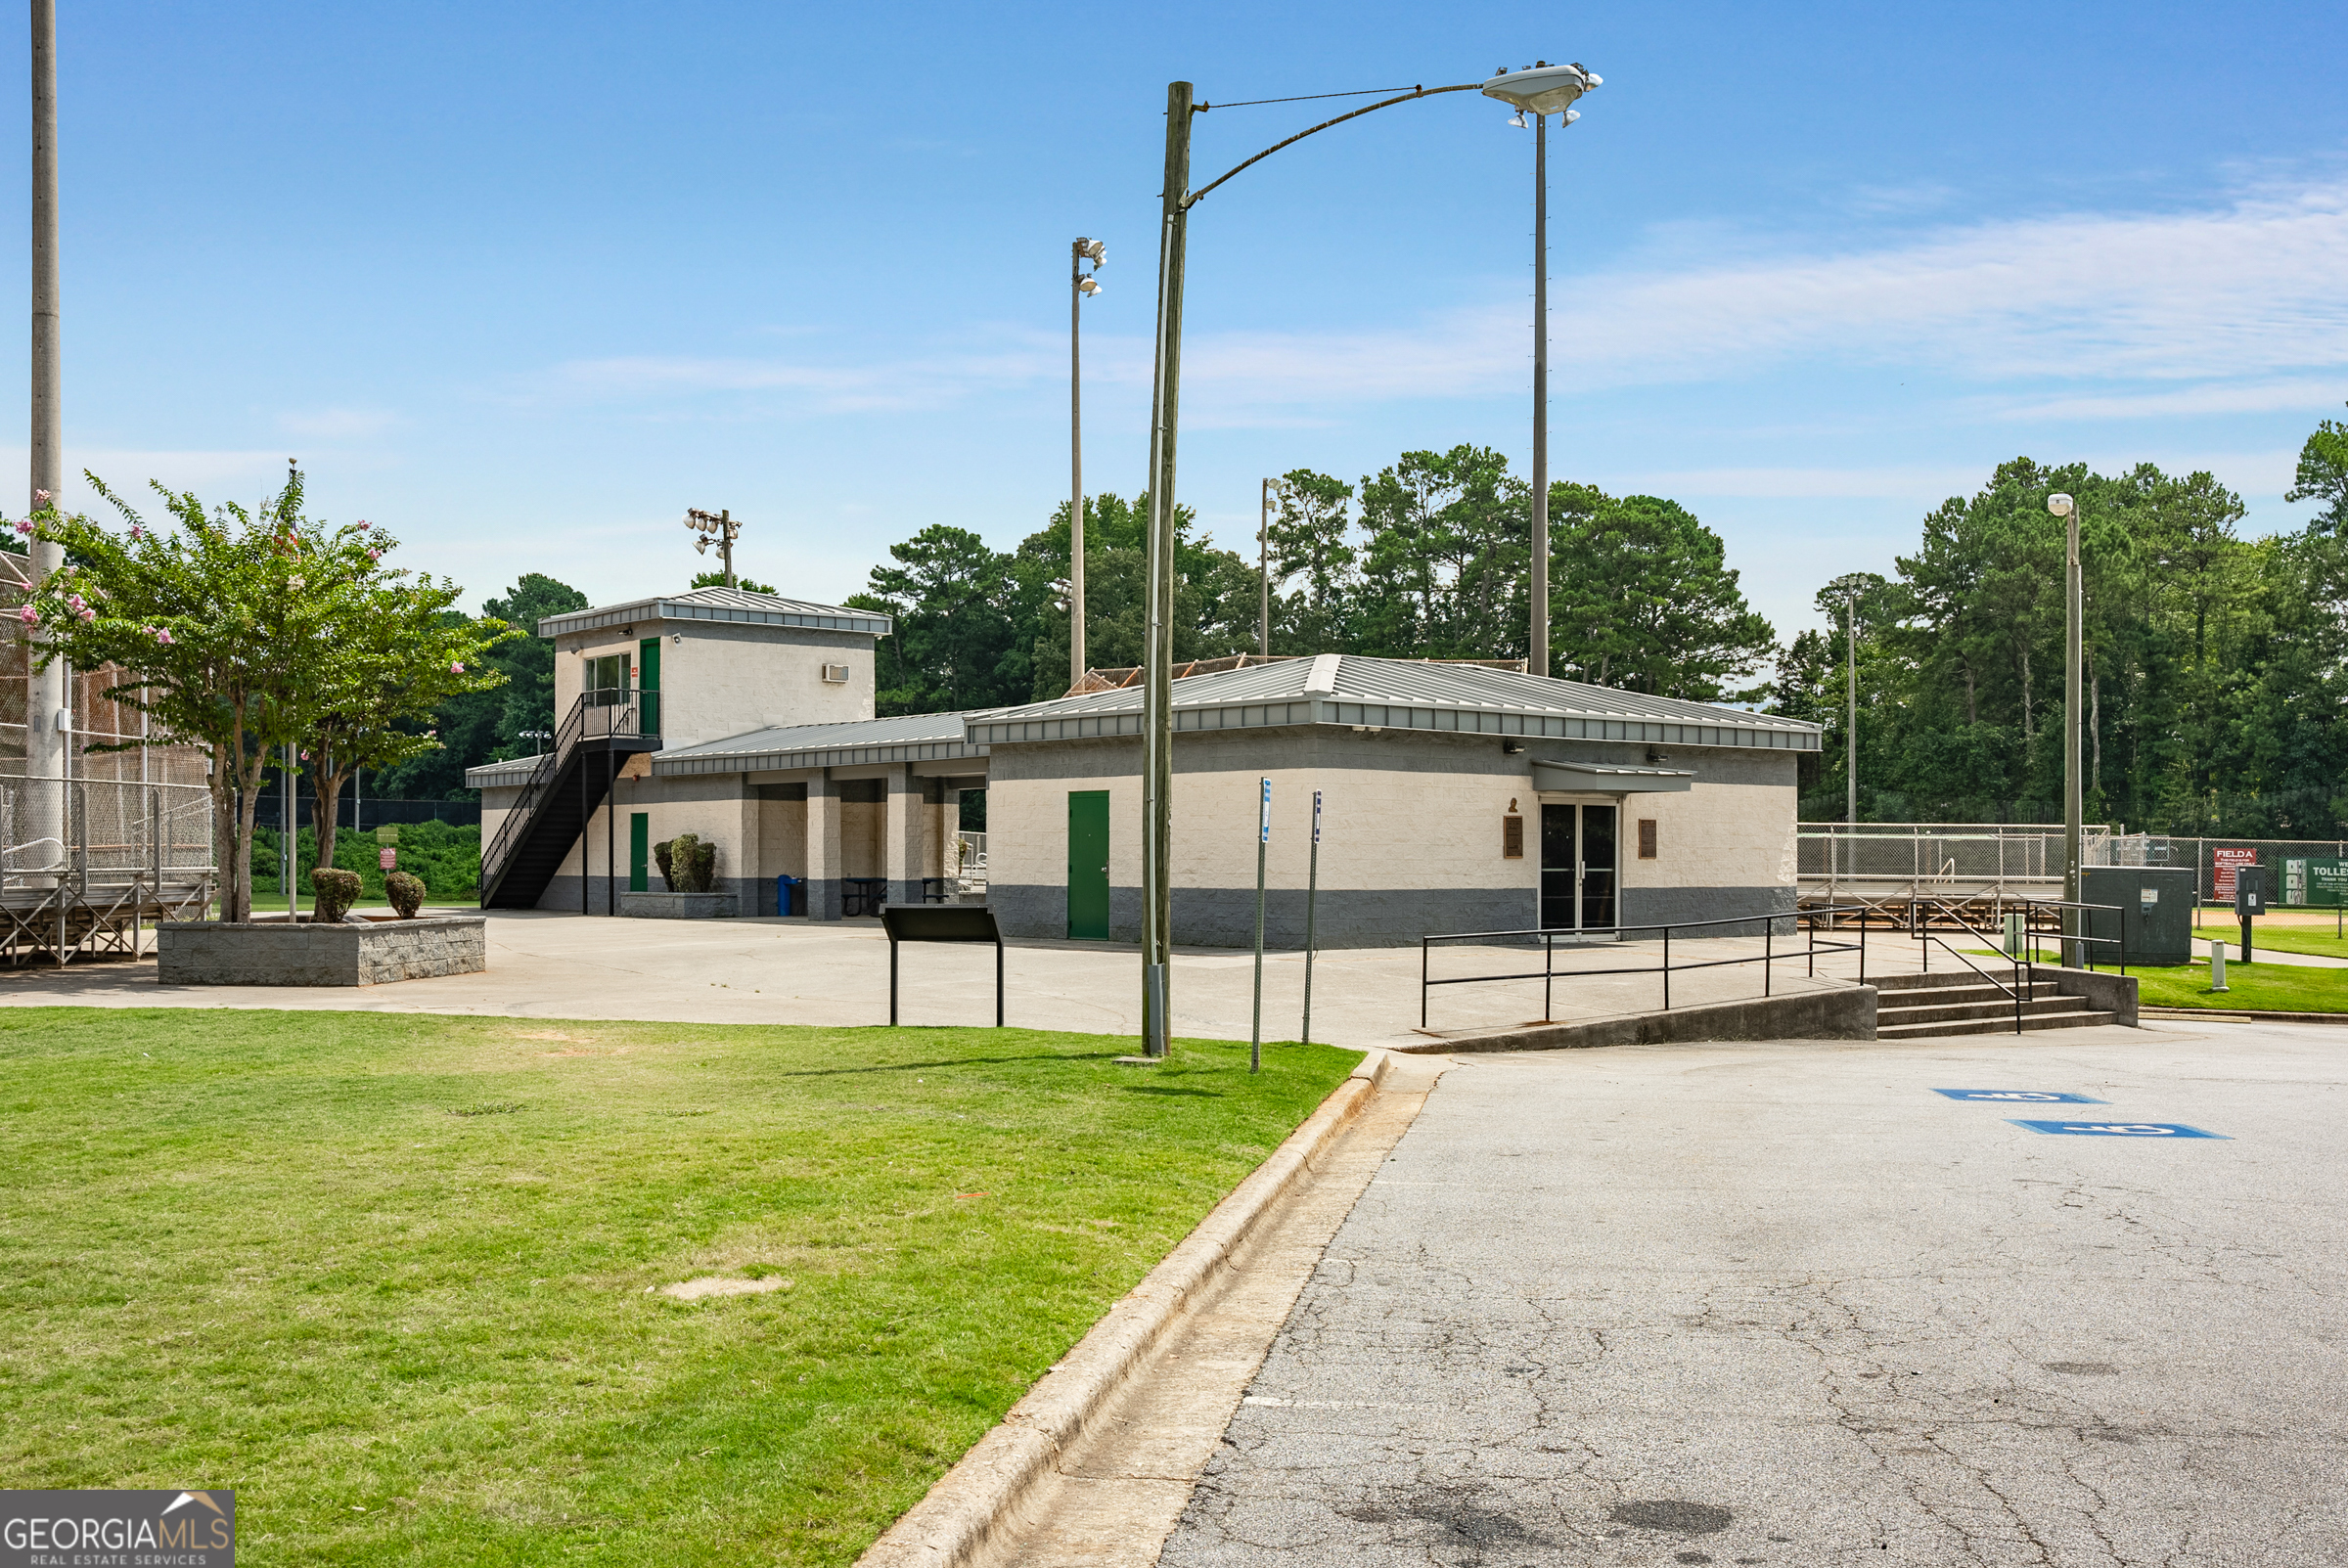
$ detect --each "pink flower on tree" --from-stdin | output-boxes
[356,521,371,530]
[32,489,50,505]
[153,627,175,645]
[12,518,29,535]
[450,661,465,673]
[129,524,144,539]
[367,549,382,561]
[77,606,94,622]
[16,605,35,626]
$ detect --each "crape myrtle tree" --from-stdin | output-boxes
[304,569,520,875]
[22,467,511,920]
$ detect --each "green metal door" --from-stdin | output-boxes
[629,813,650,892]
[1067,790,1110,940]
[638,637,662,734]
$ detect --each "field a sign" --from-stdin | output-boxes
[3,1489,233,1565]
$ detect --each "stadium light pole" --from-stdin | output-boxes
[2050,491,2083,963]
[1485,64,1599,677]
[1136,62,1597,1057]
[1070,237,1104,688]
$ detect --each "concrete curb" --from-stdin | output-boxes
[2144,1006,2348,1025]
[853,1048,1396,1568]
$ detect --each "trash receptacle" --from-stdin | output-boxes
[776,874,804,918]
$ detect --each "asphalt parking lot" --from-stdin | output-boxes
[1161,1020,2347,1567]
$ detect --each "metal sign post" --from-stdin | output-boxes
[881,906,1006,1027]
[1301,789,1322,1047]
[1250,777,1270,1074]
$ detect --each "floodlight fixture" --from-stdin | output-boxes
[2047,492,2075,517]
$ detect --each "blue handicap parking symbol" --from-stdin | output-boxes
[1934,1089,2106,1103]
[2009,1120,2229,1140]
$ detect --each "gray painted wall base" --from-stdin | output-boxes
[987,882,1798,949]
[1401,984,1877,1053]
[158,917,487,986]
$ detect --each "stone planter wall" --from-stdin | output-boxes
[620,891,740,919]
[158,916,487,987]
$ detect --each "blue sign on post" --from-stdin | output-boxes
[2009,1120,2229,1139]
[1933,1089,2106,1103]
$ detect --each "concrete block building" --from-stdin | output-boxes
[472,588,1819,944]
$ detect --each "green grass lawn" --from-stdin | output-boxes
[0,1009,1357,1564]
[2192,922,2348,962]
[1962,950,2348,1011]
[2129,961,2348,1011]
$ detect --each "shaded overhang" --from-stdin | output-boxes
[1533,760,1694,793]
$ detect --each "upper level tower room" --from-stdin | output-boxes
[539,587,893,750]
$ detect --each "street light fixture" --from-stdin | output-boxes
[1070,236,1106,688]
[1480,62,1599,677]
[2049,491,2083,963]
[1135,64,1589,1056]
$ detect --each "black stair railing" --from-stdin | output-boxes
[480,691,657,892]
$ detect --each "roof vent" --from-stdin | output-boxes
[821,663,850,684]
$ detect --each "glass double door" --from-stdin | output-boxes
[1540,802,1617,932]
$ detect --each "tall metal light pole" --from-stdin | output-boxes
[2049,491,2083,963]
[27,0,67,876]
[1846,586,1859,875]
[1138,64,1594,1057]
[1258,476,1274,656]
[1486,64,1598,677]
[1070,237,1104,688]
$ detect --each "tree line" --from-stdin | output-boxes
[1774,412,2348,837]
[339,410,2348,842]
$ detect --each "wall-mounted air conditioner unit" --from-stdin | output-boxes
[821,663,850,684]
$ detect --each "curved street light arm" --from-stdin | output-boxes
[1183,82,1481,210]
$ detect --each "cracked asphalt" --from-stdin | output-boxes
[1157,1023,2348,1567]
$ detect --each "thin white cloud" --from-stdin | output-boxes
[278,407,400,439]
[1608,465,1986,499]
[512,174,2348,424]
[1995,379,2348,422]
[0,448,292,514]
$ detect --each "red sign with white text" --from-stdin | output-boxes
[2212,847,2257,900]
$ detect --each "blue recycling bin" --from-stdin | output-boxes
[776,874,804,918]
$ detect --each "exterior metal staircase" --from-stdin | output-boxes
[1874,970,2116,1040]
[478,692,659,910]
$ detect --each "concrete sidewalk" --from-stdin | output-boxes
[0,909,1928,1050]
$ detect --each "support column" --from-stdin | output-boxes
[804,771,842,920]
[884,764,926,909]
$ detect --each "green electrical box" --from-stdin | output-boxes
[2080,867,2195,967]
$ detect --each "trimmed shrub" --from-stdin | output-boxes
[310,868,361,922]
[666,832,717,893]
[385,871,427,918]
[653,838,676,892]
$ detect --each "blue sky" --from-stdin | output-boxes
[4,1,2345,638]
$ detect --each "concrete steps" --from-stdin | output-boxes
[1875,970,2115,1039]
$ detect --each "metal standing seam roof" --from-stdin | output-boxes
[536,586,892,640]
[652,711,990,777]
[465,754,549,788]
[964,654,1820,752]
